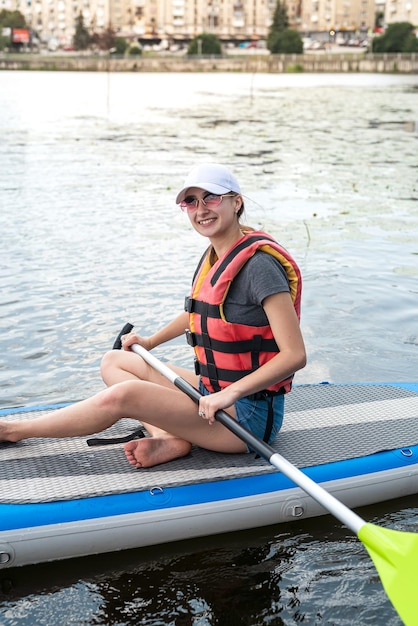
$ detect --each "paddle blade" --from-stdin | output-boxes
[358,523,418,625]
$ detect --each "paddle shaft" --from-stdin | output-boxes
[131,343,366,536]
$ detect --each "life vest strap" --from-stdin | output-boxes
[210,234,277,286]
[184,296,221,318]
[196,361,252,382]
[198,363,291,388]
[263,396,274,444]
[245,388,286,400]
[199,380,287,400]
[186,329,278,354]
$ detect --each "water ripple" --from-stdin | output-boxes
[0,71,417,625]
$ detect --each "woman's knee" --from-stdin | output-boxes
[98,380,144,415]
[100,349,147,384]
[100,349,121,379]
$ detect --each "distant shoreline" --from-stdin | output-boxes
[1,51,418,73]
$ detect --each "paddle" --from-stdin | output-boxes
[129,341,418,626]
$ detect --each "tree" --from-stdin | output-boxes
[269,28,303,54]
[372,22,418,53]
[113,36,128,55]
[270,0,289,32]
[90,26,116,51]
[73,12,91,51]
[0,9,26,29]
[187,32,222,56]
[0,9,28,51]
[267,0,303,53]
[128,44,142,56]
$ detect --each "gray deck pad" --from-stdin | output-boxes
[1,384,418,504]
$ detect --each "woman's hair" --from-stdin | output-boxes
[235,195,254,232]
[237,198,245,219]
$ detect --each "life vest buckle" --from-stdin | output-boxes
[185,329,197,347]
[184,296,194,313]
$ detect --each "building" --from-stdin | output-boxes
[2,0,109,45]
[300,0,376,35]
[0,0,320,45]
[384,0,418,27]
[3,0,417,48]
[130,0,283,43]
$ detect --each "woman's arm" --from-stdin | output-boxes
[241,291,307,393]
[198,291,306,422]
[123,311,190,351]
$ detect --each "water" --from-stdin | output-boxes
[0,70,418,624]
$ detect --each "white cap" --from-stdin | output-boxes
[175,163,241,204]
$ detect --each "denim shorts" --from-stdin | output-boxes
[199,380,284,450]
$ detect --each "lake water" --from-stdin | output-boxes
[0,70,417,625]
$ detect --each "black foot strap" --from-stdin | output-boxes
[86,426,146,447]
[86,322,140,447]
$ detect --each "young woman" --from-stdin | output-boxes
[0,164,306,469]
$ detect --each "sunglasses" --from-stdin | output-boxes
[180,192,236,212]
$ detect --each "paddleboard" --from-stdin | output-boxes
[1,382,417,569]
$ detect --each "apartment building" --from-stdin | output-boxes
[300,0,376,32]
[2,0,109,43]
[3,0,416,47]
[385,0,418,26]
[126,0,285,41]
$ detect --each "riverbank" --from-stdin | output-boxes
[1,51,418,73]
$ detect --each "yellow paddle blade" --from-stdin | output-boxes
[359,523,418,626]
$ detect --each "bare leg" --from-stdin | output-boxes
[101,350,200,466]
[101,349,196,433]
[0,387,125,442]
[0,358,247,467]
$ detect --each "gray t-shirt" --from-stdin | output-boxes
[223,251,290,326]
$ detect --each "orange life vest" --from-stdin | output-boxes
[185,231,302,394]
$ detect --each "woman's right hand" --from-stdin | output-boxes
[121,332,153,352]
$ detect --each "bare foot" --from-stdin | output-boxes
[124,437,192,468]
[0,420,20,443]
